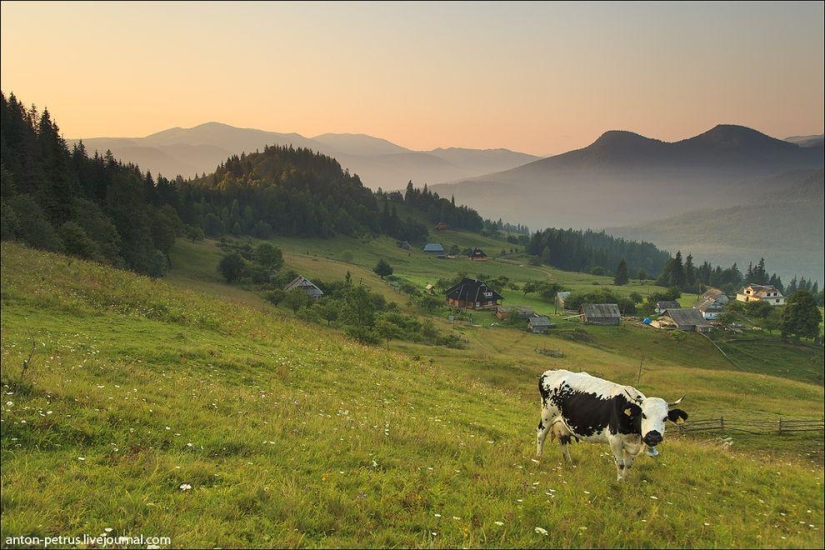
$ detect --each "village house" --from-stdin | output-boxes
[434,222,448,231]
[528,315,554,333]
[655,301,681,314]
[468,247,488,260]
[695,298,726,320]
[579,303,621,326]
[652,308,713,333]
[700,288,729,305]
[422,243,445,256]
[445,278,503,310]
[284,275,324,300]
[736,283,785,306]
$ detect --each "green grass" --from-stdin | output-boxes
[1,241,823,548]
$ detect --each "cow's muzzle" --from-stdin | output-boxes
[643,431,663,447]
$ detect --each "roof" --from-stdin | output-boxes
[580,303,621,318]
[468,247,487,258]
[556,291,571,299]
[741,283,783,298]
[423,243,445,253]
[284,275,323,296]
[528,315,553,327]
[656,301,681,310]
[661,308,710,327]
[445,278,504,302]
[696,298,725,311]
[701,288,726,300]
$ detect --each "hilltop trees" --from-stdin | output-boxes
[0,91,177,275]
[781,290,822,342]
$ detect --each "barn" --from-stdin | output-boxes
[579,303,621,325]
[528,315,554,333]
[284,275,324,300]
[654,308,713,333]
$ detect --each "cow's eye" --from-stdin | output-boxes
[642,413,647,419]
[663,417,668,423]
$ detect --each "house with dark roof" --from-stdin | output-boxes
[653,308,713,333]
[468,247,488,260]
[445,278,503,310]
[580,304,621,325]
[423,243,445,256]
[284,275,324,300]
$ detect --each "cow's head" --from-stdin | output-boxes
[622,392,688,447]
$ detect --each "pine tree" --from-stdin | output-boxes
[614,259,629,286]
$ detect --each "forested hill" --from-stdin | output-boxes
[179,146,449,242]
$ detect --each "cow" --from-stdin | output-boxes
[536,369,688,481]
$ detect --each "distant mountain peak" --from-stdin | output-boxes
[685,124,791,149]
[591,130,662,148]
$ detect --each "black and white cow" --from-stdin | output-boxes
[536,369,688,481]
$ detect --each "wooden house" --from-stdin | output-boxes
[695,298,725,320]
[445,278,503,310]
[653,308,713,333]
[284,276,324,300]
[434,222,448,231]
[580,303,621,325]
[655,301,681,314]
[423,243,445,256]
[528,315,553,333]
[700,288,729,305]
[736,284,785,306]
[468,247,488,260]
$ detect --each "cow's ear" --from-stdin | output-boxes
[622,403,641,418]
[668,409,688,424]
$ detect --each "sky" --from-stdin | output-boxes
[1,1,823,156]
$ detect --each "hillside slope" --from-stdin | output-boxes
[1,242,823,548]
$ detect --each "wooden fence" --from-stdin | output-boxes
[680,417,824,435]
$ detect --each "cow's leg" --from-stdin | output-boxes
[558,433,573,462]
[536,409,553,457]
[621,449,637,481]
[610,439,627,482]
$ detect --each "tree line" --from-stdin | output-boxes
[1,92,182,277]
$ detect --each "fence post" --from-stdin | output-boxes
[720,416,725,430]
[779,417,783,434]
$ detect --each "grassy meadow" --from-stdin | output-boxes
[1,240,823,548]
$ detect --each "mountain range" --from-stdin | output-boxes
[69,122,539,190]
[428,124,823,282]
[72,122,823,282]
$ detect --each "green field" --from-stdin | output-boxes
[1,239,823,548]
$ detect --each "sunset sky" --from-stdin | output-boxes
[2,1,823,156]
